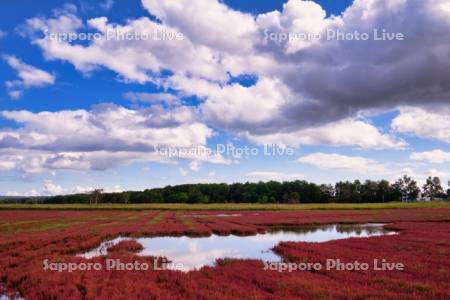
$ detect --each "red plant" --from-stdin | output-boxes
[107,240,143,253]
[0,208,448,299]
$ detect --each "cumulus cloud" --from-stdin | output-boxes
[199,77,289,132]
[0,149,167,174]
[150,0,450,132]
[0,104,211,151]
[392,106,450,143]
[179,167,188,176]
[245,118,405,149]
[142,0,257,53]
[0,158,16,171]
[24,9,226,83]
[399,167,450,187]
[246,171,305,182]
[3,55,55,87]
[169,75,403,149]
[256,0,331,53]
[123,92,179,105]
[6,182,124,197]
[20,0,450,147]
[298,153,387,174]
[100,0,114,11]
[274,0,450,129]
[0,104,230,173]
[3,55,55,98]
[7,91,23,99]
[6,190,40,197]
[411,149,450,164]
[6,181,63,197]
[426,169,450,180]
[43,180,64,195]
[189,160,201,172]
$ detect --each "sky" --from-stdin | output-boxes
[0,0,449,196]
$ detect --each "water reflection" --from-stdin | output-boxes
[0,296,22,300]
[79,223,396,271]
[0,291,22,300]
[189,213,243,217]
[81,237,133,259]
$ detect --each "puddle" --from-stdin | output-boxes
[82,237,132,258]
[79,223,396,271]
[0,293,22,300]
[190,213,243,217]
[0,286,22,300]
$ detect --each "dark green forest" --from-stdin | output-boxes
[4,175,449,204]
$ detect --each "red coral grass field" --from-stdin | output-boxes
[0,208,449,299]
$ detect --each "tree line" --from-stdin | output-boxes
[5,175,449,205]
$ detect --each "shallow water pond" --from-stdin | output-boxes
[80,223,396,271]
[0,292,22,300]
[189,213,243,217]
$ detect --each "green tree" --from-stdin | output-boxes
[167,192,189,203]
[188,187,209,204]
[422,176,444,201]
[361,180,378,202]
[319,184,334,203]
[283,191,300,204]
[122,192,130,204]
[393,175,420,201]
[377,180,391,202]
[335,181,360,203]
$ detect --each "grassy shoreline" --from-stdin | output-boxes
[0,201,449,211]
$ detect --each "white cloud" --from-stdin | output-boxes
[392,106,450,143]
[5,191,20,197]
[256,0,331,53]
[61,184,122,195]
[123,92,178,105]
[43,180,64,195]
[189,160,201,172]
[0,159,16,171]
[104,185,123,193]
[72,186,94,194]
[200,77,289,130]
[25,11,227,83]
[0,149,174,174]
[3,55,55,99]
[142,0,257,53]
[298,153,387,174]
[100,0,114,10]
[245,119,405,149]
[3,55,55,88]
[400,167,450,187]
[7,90,23,99]
[426,169,450,180]
[20,0,450,150]
[179,167,188,176]
[0,104,212,151]
[411,149,450,164]
[5,190,39,197]
[247,171,305,182]
[0,104,231,173]
[6,182,125,197]
[171,76,403,149]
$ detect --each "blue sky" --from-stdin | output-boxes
[0,0,450,196]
